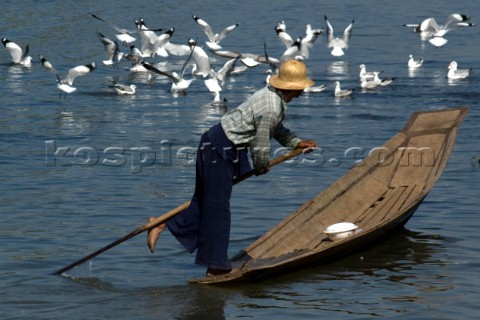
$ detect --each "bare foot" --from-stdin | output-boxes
[147,217,166,253]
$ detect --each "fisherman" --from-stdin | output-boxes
[147,59,317,276]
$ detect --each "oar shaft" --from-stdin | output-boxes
[53,148,305,275]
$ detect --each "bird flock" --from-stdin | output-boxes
[1,12,476,103]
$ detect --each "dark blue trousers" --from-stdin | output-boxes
[167,124,251,270]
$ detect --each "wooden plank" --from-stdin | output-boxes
[368,184,418,225]
[390,134,445,186]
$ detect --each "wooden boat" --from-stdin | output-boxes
[190,107,468,284]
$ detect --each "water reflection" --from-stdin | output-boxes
[325,60,350,77]
[447,77,471,87]
[192,101,227,136]
[224,229,453,317]
[407,67,422,78]
[176,286,230,320]
[333,89,354,106]
[137,229,454,319]
[5,65,31,94]
[57,110,92,136]
[315,230,447,275]
[53,227,459,319]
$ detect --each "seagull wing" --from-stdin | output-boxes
[21,44,30,62]
[141,62,179,83]
[215,57,238,85]
[446,13,470,24]
[125,54,142,67]
[63,63,96,86]
[216,23,240,43]
[90,13,162,35]
[420,18,439,32]
[179,44,196,77]
[164,42,191,56]
[275,20,293,48]
[324,15,335,47]
[343,19,354,44]
[192,15,215,42]
[153,28,175,57]
[300,29,321,58]
[264,41,278,75]
[281,38,302,61]
[2,39,23,63]
[96,30,117,61]
[39,54,62,83]
[208,48,241,59]
[444,13,473,31]
[191,46,212,77]
[90,13,131,34]
[277,30,294,47]
[204,77,222,93]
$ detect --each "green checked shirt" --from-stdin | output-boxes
[220,85,302,174]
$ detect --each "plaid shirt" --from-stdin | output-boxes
[220,85,302,174]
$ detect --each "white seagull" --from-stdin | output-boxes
[421,14,473,37]
[113,83,136,95]
[263,41,279,84]
[324,15,354,57]
[204,57,238,90]
[303,84,327,93]
[137,18,171,58]
[209,46,278,69]
[141,54,195,95]
[211,91,228,108]
[96,30,124,68]
[165,38,212,77]
[204,57,239,106]
[403,14,473,37]
[2,38,32,67]
[408,54,423,68]
[374,71,396,86]
[39,54,96,98]
[150,28,176,59]
[403,13,474,47]
[90,13,136,45]
[192,15,240,50]
[300,24,323,59]
[280,38,306,61]
[334,81,354,97]
[447,61,471,79]
[360,73,382,89]
[124,44,147,72]
[359,64,380,81]
[275,21,294,48]
[275,21,322,60]
[141,35,197,91]
[89,13,163,46]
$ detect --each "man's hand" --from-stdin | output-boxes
[296,140,317,154]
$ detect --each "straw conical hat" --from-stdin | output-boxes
[269,60,314,90]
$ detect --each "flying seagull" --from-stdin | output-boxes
[2,38,32,67]
[39,54,96,99]
[324,15,355,57]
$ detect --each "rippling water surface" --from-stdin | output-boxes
[1,0,479,319]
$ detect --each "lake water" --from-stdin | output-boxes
[1,0,479,319]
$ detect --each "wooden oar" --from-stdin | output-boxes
[53,147,307,275]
